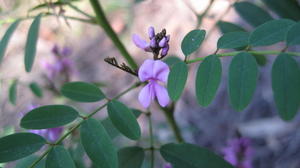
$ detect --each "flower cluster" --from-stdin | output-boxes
[222,137,253,168]
[41,45,74,81]
[133,26,170,60]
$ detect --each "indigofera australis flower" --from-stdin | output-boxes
[138,59,170,108]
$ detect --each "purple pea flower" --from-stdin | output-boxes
[164,163,172,168]
[132,26,170,58]
[222,137,253,168]
[138,59,170,108]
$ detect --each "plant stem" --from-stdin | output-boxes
[28,82,140,168]
[159,103,184,143]
[147,111,155,168]
[187,50,300,64]
[89,0,138,69]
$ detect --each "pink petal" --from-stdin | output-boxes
[132,34,150,50]
[138,83,155,108]
[153,60,170,83]
[154,82,170,107]
[138,59,155,82]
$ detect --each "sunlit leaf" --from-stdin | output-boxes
[262,0,300,21]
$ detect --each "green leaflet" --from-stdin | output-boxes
[272,53,300,121]
[228,52,258,111]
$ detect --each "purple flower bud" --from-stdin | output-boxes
[161,44,169,57]
[159,37,167,48]
[148,26,155,39]
[150,38,157,48]
[51,45,60,56]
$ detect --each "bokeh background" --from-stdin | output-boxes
[1,0,300,167]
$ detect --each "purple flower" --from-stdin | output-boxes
[132,26,170,58]
[164,163,172,168]
[138,59,170,108]
[22,104,63,142]
[222,137,253,168]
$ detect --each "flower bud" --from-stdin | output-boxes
[148,26,155,39]
[159,37,167,47]
[161,44,169,57]
[150,38,157,48]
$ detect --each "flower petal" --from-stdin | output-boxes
[138,83,155,108]
[148,26,155,39]
[154,83,170,107]
[138,59,155,82]
[161,44,169,57]
[153,60,170,83]
[159,37,167,47]
[132,34,150,50]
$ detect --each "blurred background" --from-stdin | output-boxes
[0,0,300,167]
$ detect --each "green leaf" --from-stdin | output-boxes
[228,52,258,111]
[107,100,141,140]
[9,79,17,105]
[102,109,142,139]
[29,82,43,98]
[80,118,118,168]
[118,146,144,168]
[249,19,295,47]
[181,29,206,57]
[262,0,300,21]
[167,61,188,101]
[61,81,106,102]
[234,2,273,27]
[24,14,42,72]
[217,21,246,34]
[286,22,300,46]
[16,155,45,168]
[0,133,46,163]
[0,20,20,63]
[164,56,182,67]
[20,105,79,129]
[160,143,234,168]
[217,31,249,49]
[253,54,267,66]
[196,55,222,107]
[272,53,300,121]
[46,146,76,168]
[195,55,222,107]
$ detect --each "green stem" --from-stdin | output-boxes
[29,82,140,168]
[187,50,300,64]
[147,112,155,168]
[89,0,138,69]
[67,3,95,19]
[159,103,184,143]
